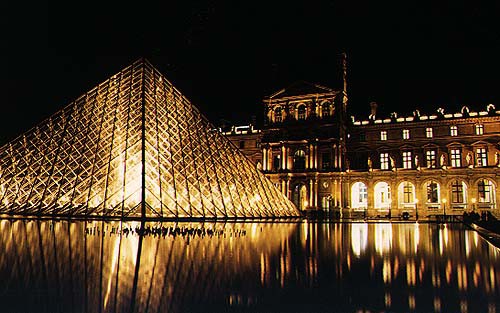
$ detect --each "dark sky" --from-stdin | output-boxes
[2,1,500,144]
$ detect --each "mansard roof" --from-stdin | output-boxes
[266,80,337,100]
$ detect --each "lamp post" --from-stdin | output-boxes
[442,198,447,221]
[415,198,419,221]
[471,197,476,212]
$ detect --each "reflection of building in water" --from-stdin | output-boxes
[257,222,499,313]
[0,219,296,313]
[0,220,498,312]
[224,55,500,218]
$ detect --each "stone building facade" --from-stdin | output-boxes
[225,87,500,219]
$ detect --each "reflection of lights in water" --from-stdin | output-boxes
[460,300,468,313]
[419,260,425,281]
[489,303,496,313]
[104,236,121,309]
[439,228,444,255]
[383,258,391,284]
[414,222,419,253]
[434,297,441,312]
[375,223,392,255]
[393,257,399,280]
[260,253,265,286]
[351,223,367,257]
[385,291,391,308]
[444,224,449,246]
[407,260,416,286]
[474,262,481,288]
[457,264,468,291]
[408,293,415,310]
[465,231,470,257]
[302,221,308,248]
[490,268,496,292]
[251,224,258,239]
[446,260,452,284]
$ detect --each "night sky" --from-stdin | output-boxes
[2,1,500,144]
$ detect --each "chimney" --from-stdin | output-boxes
[369,102,378,120]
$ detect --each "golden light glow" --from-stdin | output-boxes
[0,60,298,218]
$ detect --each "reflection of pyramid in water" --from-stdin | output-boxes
[0,59,298,218]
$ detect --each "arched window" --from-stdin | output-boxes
[351,182,368,209]
[292,183,308,210]
[398,181,415,207]
[293,150,306,170]
[273,155,281,171]
[374,182,391,209]
[322,102,330,118]
[426,181,440,203]
[478,179,495,203]
[451,180,467,204]
[274,107,282,123]
[297,105,306,120]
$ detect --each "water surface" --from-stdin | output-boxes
[0,219,499,312]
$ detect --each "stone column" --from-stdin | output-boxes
[313,178,318,207]
[281,145,286,170]
[309,179,314,208]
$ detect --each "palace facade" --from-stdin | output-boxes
[224,81,500,219]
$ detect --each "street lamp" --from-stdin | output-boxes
[415,198,419,221]
[471,197,477,212]
[442,198,447,220]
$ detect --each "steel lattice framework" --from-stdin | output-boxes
[0,59,298,218]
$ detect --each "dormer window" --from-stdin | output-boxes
[297,105,306,120]
[450,125,458,136]
[322,102,330,118]
[426,127,433,138]
[402,129,410,140]
[380,131,387,141]
[274,107,282,123]
[475,124,484,135]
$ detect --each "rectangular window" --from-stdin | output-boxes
[380,153,389,170]
[403,129,410,139]
[450,126,458,136]
[426,150,436,168]
[475,124,484,135]
[426,127,433,138]
[476,148,487,167]
[451,181,464,203]
[403,183,413,203]
[359,185,368,203]
[426,182,439,203]
[478,180,492,203]
[380,131,387,141]
[403,151,412,169]
[451,149,461,167]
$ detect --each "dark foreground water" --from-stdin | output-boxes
[0,219,499,313]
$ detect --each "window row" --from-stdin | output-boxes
[270,102,333,123]
[379,124,485,141]
[271,150,334,171]
[376,148,491,169]
[351,179,496,210]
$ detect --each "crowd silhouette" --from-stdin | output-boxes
[85,224,247,239]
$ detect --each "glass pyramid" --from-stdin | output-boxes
[0,59,298,219]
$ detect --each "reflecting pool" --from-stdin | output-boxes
[0,220,499,312]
